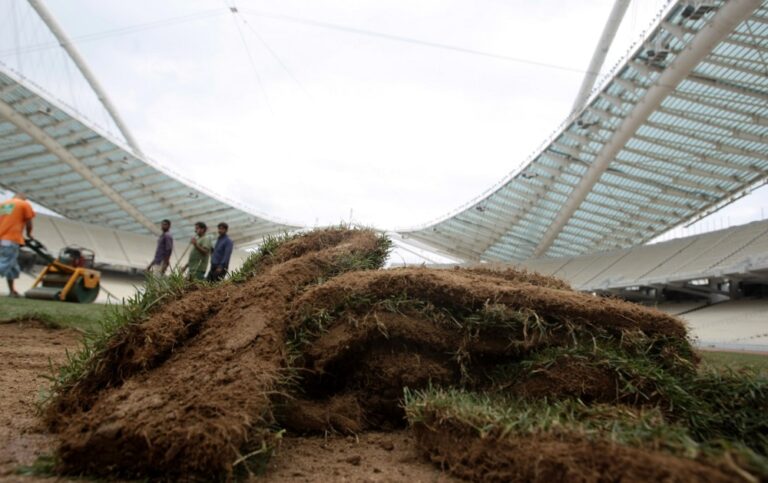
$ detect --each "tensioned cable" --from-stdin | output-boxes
[11,0,24,72]
[230,6,309,97]
[239,9,591,76]
[222,1,274,114]
[0,8,228,58]
[1,6,598,76]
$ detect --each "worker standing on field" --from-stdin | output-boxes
[207,222,233,282]
[146,219,173,275]
[0,193,35,297]
[184,221,212,281]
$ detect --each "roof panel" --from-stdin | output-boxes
[0,65,300,243]
[400,0,768,262]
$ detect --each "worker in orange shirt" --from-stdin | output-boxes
[0,193,36,297]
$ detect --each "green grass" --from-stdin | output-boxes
[700,351,768,375]
[404,387,702,454]
[404,387,768,478]
[14,454,56,477]
[0,296,109,332]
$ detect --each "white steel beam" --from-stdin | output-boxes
[26,0,144,157]
[0,96,158,234]
[570,0,632,115]
[534,0,762,257]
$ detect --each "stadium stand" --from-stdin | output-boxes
[654,301,709,316]
[517,220,768,352]
[679,299,768,351]
[519,218,768,293]
[0,66,300,244]
[430,219,768,351]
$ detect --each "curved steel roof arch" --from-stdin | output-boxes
[26,0,144,157]
[0,64,301,242]
[398,0,768,262]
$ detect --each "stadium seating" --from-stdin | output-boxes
[680,299,768,351]
[518,219,768,291]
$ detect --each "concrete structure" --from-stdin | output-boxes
[658,299,768,352]
[518,217,768,298]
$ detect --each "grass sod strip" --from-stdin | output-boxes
[403,387,768,482]
[490,344,768,455]
[41,270,194,419]
[43,230,311,421]
[288,290,698,384]
[0,295,109,331]
[46,227,392,479]
[278,268,704,437]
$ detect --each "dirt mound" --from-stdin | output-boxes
[48,228,389,479]
[279,268,693,430]
[44,229,765,481]
[0,318,66,330]
[461,265,572,291]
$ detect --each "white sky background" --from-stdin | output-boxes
[1,0,767,257]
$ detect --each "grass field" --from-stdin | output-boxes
[0,296,109,332]
[699,350,768,374]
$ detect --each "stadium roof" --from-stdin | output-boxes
[0,65,300,243]
[399,0,768,262]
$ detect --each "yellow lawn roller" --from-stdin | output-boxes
[23,239,101,303]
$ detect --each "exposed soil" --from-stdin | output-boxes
[262,431,458,482]
[509,356,621,403]
[0,319,79,480]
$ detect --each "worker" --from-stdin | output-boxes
[183,221,213,281]
[207,222,233,282]
[146,219,174,275]
[0,193,36,297]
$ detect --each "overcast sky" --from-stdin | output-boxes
[1,0,766,248]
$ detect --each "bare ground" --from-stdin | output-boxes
[262,431,458,482]
[0,320,78,481]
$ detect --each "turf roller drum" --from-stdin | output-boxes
[24,286,62,301]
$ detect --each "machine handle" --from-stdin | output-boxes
[24,238,55,264]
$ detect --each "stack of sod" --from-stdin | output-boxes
[44,227,391,480]
[283,267,767,480]
[41,230,767,481]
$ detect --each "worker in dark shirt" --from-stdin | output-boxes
[147,219,173,275]
[208,222,233,282]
